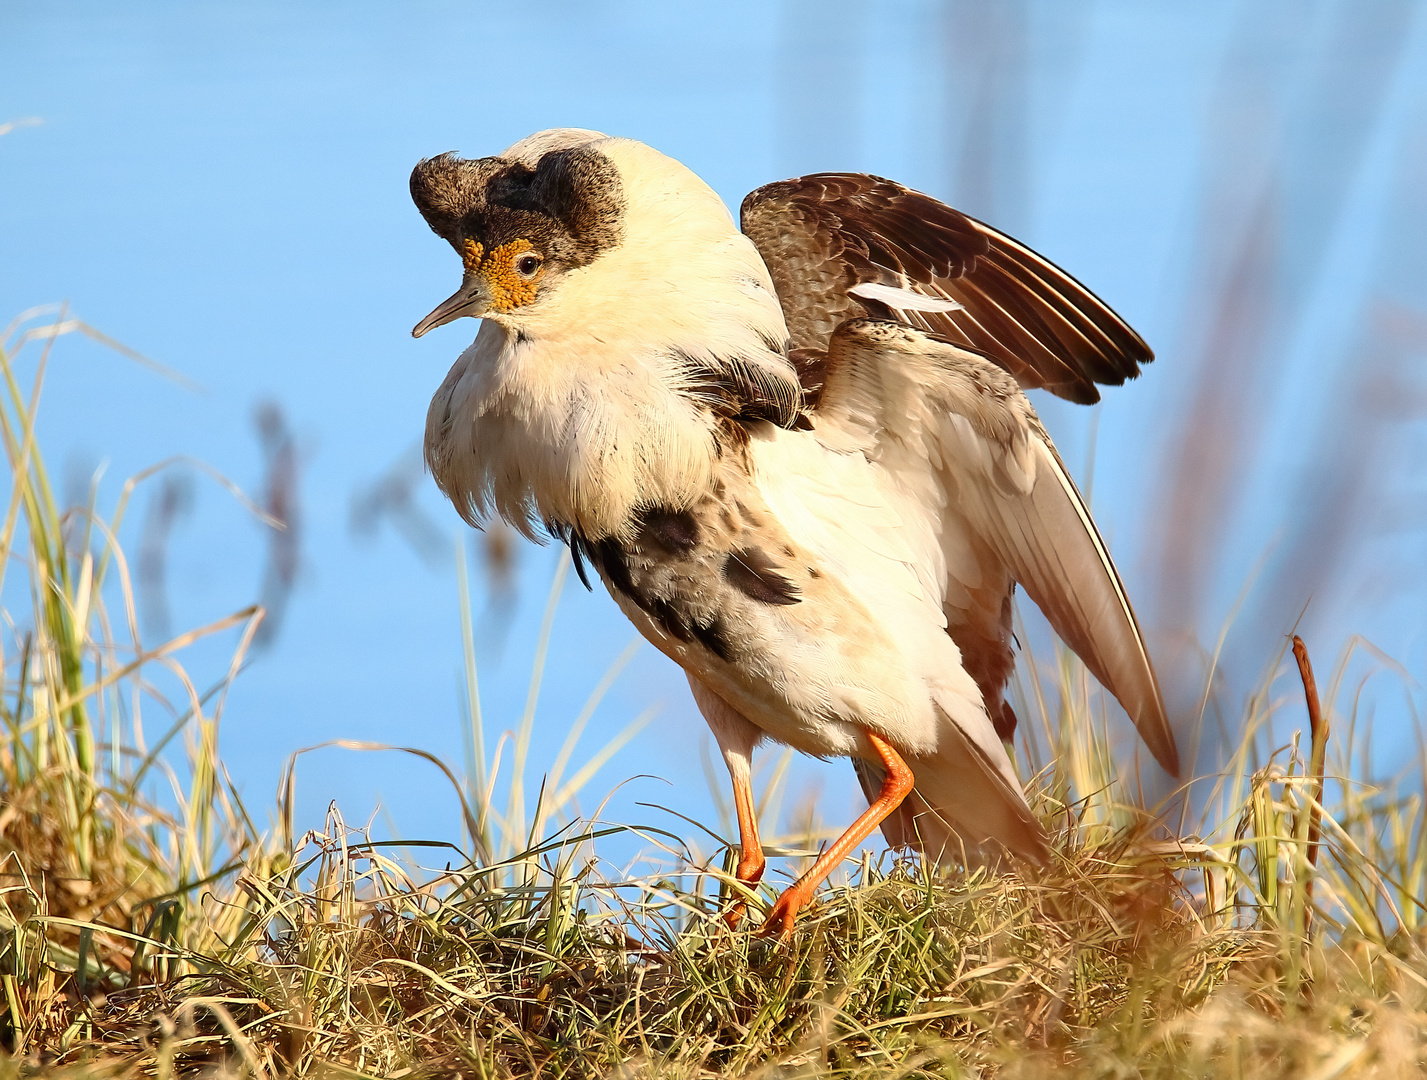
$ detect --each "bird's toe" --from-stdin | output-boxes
[756,883,813,941]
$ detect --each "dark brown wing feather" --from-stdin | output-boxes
[740,173,1153,405]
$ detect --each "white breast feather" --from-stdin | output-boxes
[424,138,793,541]
[747,425,993,757]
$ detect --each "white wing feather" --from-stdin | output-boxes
[818,318,1179,778]
[847,281,965,313]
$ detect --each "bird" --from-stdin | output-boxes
[410,128,1179,938]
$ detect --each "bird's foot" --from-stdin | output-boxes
[722,900,748,930]
[756,883,813,941]
[721,857,765,930]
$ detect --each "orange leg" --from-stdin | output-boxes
[758,729,915,940]
[723,768,767,927]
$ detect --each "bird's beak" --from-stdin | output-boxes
[412,274,492,338]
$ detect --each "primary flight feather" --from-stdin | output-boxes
[411,129,1178,937]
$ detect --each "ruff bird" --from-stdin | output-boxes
[411,129,1178,937]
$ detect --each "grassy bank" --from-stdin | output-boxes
[2,320,1425,1078]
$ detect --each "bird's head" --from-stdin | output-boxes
[410,129,789,362]
[409,129,625,337]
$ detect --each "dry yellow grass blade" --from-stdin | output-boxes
[3,316,1425,1077]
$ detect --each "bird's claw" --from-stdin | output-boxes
[756,884,811,942]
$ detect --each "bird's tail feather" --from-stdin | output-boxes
[854,711,1048,867]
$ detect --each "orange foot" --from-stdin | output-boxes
[722,854,766,929]
[756,882,815,941]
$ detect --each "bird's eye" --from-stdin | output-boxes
[516,254,543,277]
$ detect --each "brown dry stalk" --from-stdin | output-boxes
[1291,634,1329,934]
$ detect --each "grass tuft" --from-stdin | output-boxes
[2,318,1425,1077]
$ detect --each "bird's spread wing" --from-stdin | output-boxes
[817,319,1179,776]
[741,173,1152,405]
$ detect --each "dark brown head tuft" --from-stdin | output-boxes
[411,147,625,269]
[409,153,505,241]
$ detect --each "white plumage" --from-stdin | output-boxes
[411,130,1178,937]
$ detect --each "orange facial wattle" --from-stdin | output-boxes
[483,240,542,311]
[460,238,485,275]
[460,237,541,312]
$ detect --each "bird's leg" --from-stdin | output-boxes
[684,674,766,928]
[724,763,767,928]
[759,729,914,941]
